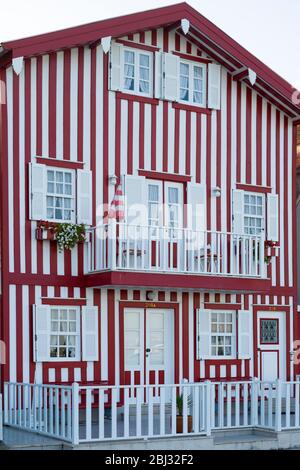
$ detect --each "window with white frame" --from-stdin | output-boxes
[50,307,80,360]
[210,312,235,358]
[46,168,75,222]
[148,182,161,237]
[179,60,206,107]
[244,193,265,236]
[123,48,152,96]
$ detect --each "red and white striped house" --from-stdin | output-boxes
[0,3,299,394]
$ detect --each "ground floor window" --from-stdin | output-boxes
[50,307,80,360]
[210,312,235,358]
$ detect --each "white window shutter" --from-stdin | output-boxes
[187,183,207,232]
[154,51,163,99]
[109,42,123,91]
[238,310,252,360]
[29,163,47,220]
[163,53,179,102]
[208,63,221,110]
[232,189,244,235]
[82,306,99,362]
[197,309,211,360]
[33,305,50,363]
[77,170,92,225]
[267,194,279,242]
[124,175,147,226]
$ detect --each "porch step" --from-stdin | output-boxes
[2,427,66,451]
[213,429,277,448]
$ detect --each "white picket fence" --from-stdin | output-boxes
[3,380,300,445]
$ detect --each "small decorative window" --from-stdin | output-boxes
[244,193,265,236]
[260,319,279,345]
[50,307,80,360]
[46,169,75,222]
[123,48,152,97]
[211,312,235,358]
[179,60,206,107]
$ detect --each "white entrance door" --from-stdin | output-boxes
[257,312,286,382]
[123,308,174,399]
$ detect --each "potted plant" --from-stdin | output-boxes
[176,394,193,434]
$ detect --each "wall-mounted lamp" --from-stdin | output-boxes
[109,175,118,186]
[212,187,221,198]
[146,291,156,301]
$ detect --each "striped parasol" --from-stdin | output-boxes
[108,182,125,222]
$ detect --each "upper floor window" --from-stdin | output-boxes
[244,193,265,236]
[123,48,153,97]
[179,61,206,107]
[46,168,75,222]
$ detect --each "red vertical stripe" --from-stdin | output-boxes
[103,53,109,205]
[63,50,71,160]
[36,56,43,156]
[139,102,145,170]
[151,104,156,171]
[236,81,241,182]
[25,59,32,275]
[196,113,201,183]
[226,74,232,231]
[185,111,191,176]
[127,100,133,174]
[206,114,212,231]
[108,290,115,384]
[256,95,262,186]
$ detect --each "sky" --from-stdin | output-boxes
[0,0,299,88]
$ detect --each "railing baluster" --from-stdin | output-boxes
[86,389,92,441]
[194,385,200,434]
[111,388,118,439]
[235,384,240,427]
[148,387,154,437]
[243,384,248,426]
[286,383,291,429]
[171,386,177,435]
[160,387,166,436]
[227,384,232,428]
[136,388,142,438]
[124,388,130,438]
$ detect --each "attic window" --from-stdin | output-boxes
[123,48,153,97]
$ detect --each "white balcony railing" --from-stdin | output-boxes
[87,221,266,278]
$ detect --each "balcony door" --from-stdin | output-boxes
[122,308,174,401]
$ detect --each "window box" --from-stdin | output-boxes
[36,220,87,251]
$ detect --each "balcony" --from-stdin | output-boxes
[86,221,266,282]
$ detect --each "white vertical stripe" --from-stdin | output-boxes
[132,102,140,174]
[271,107,277,286]
[156,102,163,172]
[9,285,16,382]
[56,51,64,159]
[179,110,186,175]
[231,81,237,188]
[251,91,257,185]
[190,113,197,181]
[240,84,246,183]
[70,48,78,162]
[261,98,267,187]
[201,115,207,185]
[108,92,116,205]
[43,242,50,275]
[120,100,128,175]
[288,121,293,287]
[279,114,285,287]
[30,58,37,274]
[100,288,108,381]
[210,111,217,231]
[144,104,152,170]
[6,68,14,273]
[178,291,183,382]
[86,289,94,382]
[115,289,120,386]
[188,292,194,382]
[42,55,49,156]
[96,46,104,221]
[167,103,175,174]
[71,245,78,277]
[22,285,30,383]
[34,285,43,384]
[83,47,91,169]
[57,251,64,276]
[221,69,227,232]
[19,67,26,273]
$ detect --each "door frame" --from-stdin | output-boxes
[119,301,180,386]
[256,310,287,382]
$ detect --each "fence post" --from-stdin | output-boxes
[206,381,212,437]
[275,379,282,432]
[72,383,79,446]
[251,378,259,427]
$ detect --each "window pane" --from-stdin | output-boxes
[140,54,149,67]
[180,63,189,75]
[168,187,179,204]
[124,51,134,64]
[47,170,55,182]
[47,182,55,193]
[59,348,67,358]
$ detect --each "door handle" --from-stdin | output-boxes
[146,348,151,353]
